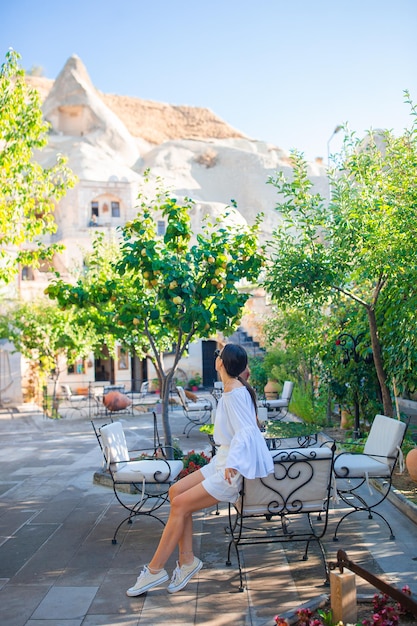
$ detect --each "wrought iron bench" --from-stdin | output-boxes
[226,443,335,591]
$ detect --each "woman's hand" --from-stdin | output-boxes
[224,467,238,484]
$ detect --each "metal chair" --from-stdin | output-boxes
[92,414,183,543]
[176,386,213,436]
[259,380,294,420]
[333,413,408,541]
[226,443,335,591]
[56,384,99,418]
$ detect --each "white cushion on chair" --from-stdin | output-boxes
[114,459,183,483]
[101,422,129,463]
[364,414,406,466]
[187,401,211,411]
[176,386,211,411]
[263,399,289,409]
[334,454,390,478]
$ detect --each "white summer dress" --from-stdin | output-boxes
[200,386,273,503]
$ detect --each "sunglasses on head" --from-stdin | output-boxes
[214,349,222,358]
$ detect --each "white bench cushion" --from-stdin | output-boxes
[238,446,333,515]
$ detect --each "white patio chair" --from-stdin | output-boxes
[138,380,149,398]
[226,443,336,591]
[259,380,294,420]
[92,416,183,543]
[333,413,408,541]
[176,386,213,437]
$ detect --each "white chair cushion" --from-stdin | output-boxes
[113,459,183,483]
[263,399,289,409]
[101,422,129,463]
[186,401,211,411]
[281,381,294,401]
[334,453,390,478]
[364,414,406,466]
[176,386,187,406]
[177,386,211,411]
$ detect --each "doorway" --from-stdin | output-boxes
[202,340,218,389]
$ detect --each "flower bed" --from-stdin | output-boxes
[274,587,415,625]
[178,450,210,479]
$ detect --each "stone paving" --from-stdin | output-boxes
[0,401,417,626]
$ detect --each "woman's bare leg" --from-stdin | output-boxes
[148,480,218,572]
[167,471,203,565]
[178,514,194,566]
[168,484,196,566]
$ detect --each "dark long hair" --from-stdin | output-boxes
[220,343,257,413]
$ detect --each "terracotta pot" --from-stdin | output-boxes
[406,448,417,482]
[264,380,280,400]
[103,391,131,412]
[340,409,352,429]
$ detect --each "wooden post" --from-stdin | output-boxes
[330,570,357,624]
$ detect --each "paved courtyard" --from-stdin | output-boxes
[1,401,417,625]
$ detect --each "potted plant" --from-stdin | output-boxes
[150,378,160,394]
[188,373,202,391]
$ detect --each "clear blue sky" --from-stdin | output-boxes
[1,0,416,161]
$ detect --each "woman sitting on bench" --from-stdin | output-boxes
[126,342,273,597]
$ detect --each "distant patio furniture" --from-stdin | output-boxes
[56,384,100,418]
[258,380,294,420]
[333,413,408,541]
[92,414,183,544]
[176,386,213,437]
[138,380,149,398]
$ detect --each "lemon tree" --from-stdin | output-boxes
[47,180,264,450]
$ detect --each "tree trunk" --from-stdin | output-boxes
[367,307,393,417]
[161,375,173,459]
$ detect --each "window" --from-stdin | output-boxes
[21,266,35,281]
[67,359,85,375]
[91,201,99,217]
[111,201,120,217]
[157,220,166,236]
[118,346,129,370]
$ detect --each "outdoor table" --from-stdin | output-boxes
[262,422,334,451]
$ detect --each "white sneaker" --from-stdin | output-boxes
[126,565,169,596]
[167,557,203,593]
